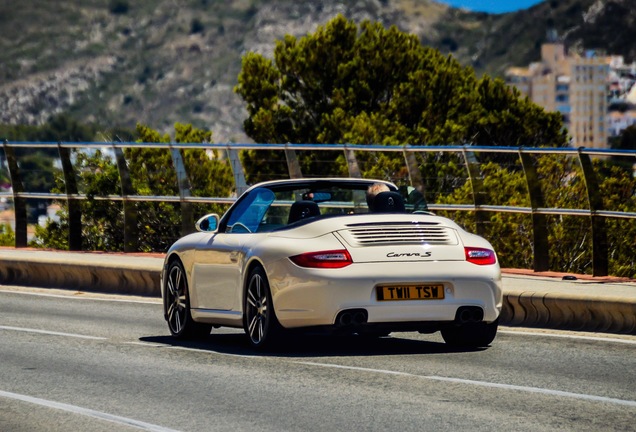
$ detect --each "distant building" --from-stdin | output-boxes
[504,32,636,150]
[607,110,636,138]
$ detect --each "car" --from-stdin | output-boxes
[161,178,503,349]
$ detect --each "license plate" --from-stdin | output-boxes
[376,284,445,301]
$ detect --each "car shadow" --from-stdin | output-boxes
[139,331,487,357]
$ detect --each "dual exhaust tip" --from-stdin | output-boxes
[336,309,368,326]
[455,306,484,324]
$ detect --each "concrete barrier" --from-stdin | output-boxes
[0,258,160,297]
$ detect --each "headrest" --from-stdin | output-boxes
[287,200,320,224]
[371,191,405,213]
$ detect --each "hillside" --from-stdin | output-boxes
[0,0,634,142]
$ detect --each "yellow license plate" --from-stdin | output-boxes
[376,284,445,301]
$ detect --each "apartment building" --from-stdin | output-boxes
[608,57,636,138]
[506,41,610,148]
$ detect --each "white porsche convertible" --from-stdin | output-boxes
[161,178,502,349]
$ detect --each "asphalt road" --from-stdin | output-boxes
[1,286,635,432]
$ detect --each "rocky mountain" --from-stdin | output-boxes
[0,0,634,142]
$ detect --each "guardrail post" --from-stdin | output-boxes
[112,143,138,252]
[169,144,193,237]
[577,149,608,276]
[226,145,249,196]
[461,147,487,237]
[344,146,361,178]
[284,144,303,179]
[57,142,82,250]
[403,145,425,194]
[2,140,27,247]
[519,150,549,272]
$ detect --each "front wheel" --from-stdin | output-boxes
[165,260,211,339]
[244,266,282,349]
[441,319,498,348]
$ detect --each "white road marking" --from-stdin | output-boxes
[499,329,636,345]
[0,288,160,304]
[426,375,636,407]
[0,325,107,340]
[295,361,636,408]
[0,390,180,432]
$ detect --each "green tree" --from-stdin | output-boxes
[609,124,636,170]
[469,77,567,147]
[612,124,636,150]
[0,223,14,246]
[436,161,533,269]
[14,151,56,222]
[235,15,567,182]
[134,122,234,220]
[77,150,125,251]
[598,162,636,278]
[30,149,124,251]
[125,122,235,251]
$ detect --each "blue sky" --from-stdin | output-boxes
[434,0,544,14]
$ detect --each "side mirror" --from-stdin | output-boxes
[195,214,219,232]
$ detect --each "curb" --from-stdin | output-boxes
[501,290,636,334]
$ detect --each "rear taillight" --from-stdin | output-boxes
[465,247,496,265]
[289,250,353,268]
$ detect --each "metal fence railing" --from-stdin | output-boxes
[1,140,635,276]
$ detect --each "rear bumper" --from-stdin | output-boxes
[266,259,503,329]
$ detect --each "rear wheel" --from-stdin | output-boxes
[165,260,211,339]
[244,266,282,349]
[441,319,498,348]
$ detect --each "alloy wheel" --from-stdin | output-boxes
[166,264,187,336]
[246,271,270,345]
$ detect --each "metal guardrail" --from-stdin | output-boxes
[2,140,636,276]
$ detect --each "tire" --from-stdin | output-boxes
[441,319,499,348]
[244,266,282,349]
[165,260,211,339]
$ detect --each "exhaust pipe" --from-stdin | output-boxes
[352,311,367,325]
[339,312,353,326]
[336,309,368,326]
[455,306,484,324]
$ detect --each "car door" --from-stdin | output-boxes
[190,187,276,311]
[192,233,245,311]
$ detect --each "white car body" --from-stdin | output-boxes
[161,178,503,349]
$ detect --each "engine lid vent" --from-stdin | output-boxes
[339,222,458,246]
